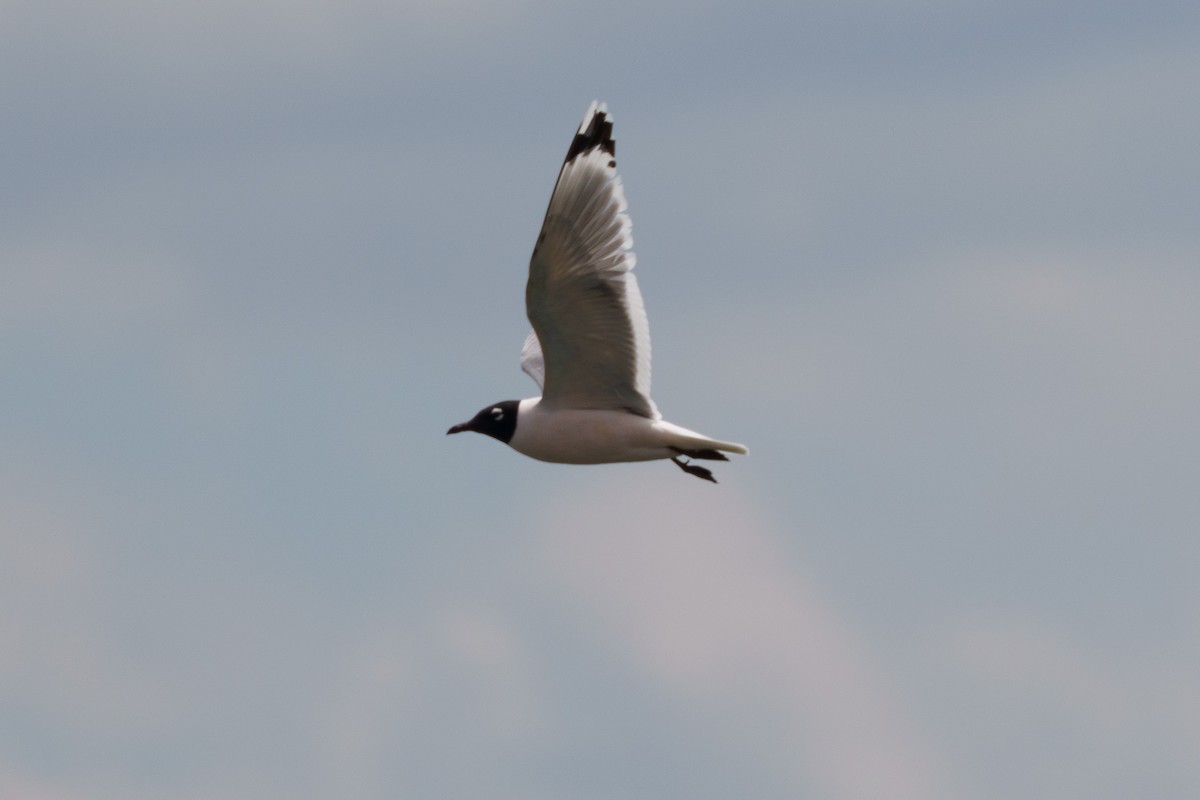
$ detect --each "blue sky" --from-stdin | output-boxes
[2,1,1198,798]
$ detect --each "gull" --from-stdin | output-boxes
[448,101,747,483]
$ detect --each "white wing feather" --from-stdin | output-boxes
[519,330,545,390]
[523,102,658,419]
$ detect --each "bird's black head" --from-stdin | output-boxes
[446,400,519,444]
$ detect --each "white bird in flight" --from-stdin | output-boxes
[448,101,748,483]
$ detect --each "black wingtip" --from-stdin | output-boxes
[564,102,615,164]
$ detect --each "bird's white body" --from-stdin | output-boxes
[509,397,748,465]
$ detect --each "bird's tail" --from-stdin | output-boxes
[699,439,750,456]
[657,421,749,457]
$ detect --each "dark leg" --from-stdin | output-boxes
[669,447,729,462]
[672,456,717,483]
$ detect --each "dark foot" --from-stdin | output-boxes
[672,456,718,483]
[670,447,728,462]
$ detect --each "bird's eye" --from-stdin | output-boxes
[491,407,504,419]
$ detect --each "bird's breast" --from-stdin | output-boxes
[508,398,669,465]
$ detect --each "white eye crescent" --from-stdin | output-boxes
[491,407,504,420]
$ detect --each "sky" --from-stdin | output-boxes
[2,0,1198,798]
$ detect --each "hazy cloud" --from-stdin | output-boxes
[538,477,956,799]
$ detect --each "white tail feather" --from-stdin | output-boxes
[656,420,749,456]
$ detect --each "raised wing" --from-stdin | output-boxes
[524,102,658,418]
[519,330,545,390]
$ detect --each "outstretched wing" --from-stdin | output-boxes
[524,101,658,419]
[519,330,545,390]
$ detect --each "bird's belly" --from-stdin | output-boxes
[509,404,668,465]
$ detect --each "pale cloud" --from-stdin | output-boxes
[0,0,539,99]
[929,615,1200,798]
[943,618,1132,731]
[0,0,532,50]
[679,249,1200,446]
[0,243,190,338]
[927,251,1200,465]
[536,476,956,800]
[434,603,546,741]
[315,627,421,799]
[0,768,88,800]
[315,602,545,798]
[0,491,183,740]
